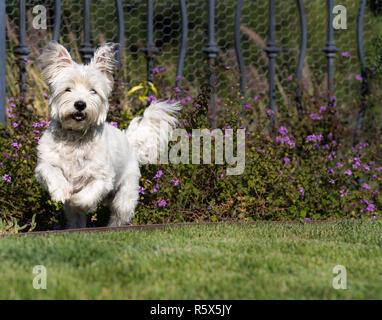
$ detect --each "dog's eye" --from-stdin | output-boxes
[90,89,97,94]
[65,88,71,92]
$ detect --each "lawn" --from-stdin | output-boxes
[0,221,381,299]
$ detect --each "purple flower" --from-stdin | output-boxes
[12,122,19,128]
[174,87,181,93]
[363,165,370,172]
[279,126,288,136]
[266,109,275,117]
[283,157,290,165]
[342,51,351,57]
[304,217,310,222]
[157,199,167,207]
[299,187,305,197]
[153,184,159,193]
[153,170,163,180]
[147,96,158,103]
[175,76,181,81]
[138,186,145,194]
[329,179,335,184]
[288,140,296,148]
[254,95,260,101]
[195,103,201,109]
[108,122,118,128]
[11,142,20,150]
[171,179,179,186]
[366,202,375,213]
[2,174,11,182]
[43,93,48,99]
[287,75,293,81]
[336,162,343,169]
[327,168,334,175]
[225,66,231,70]
[362,183,370,190]
[344,169,352,176]
[339,190,347,197]
[306,134,322,142]
[355,74,363,81]
[319,105,326,113]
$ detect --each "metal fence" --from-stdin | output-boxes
[0,0,378,138]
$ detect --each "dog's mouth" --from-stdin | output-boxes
[71,112,86,122]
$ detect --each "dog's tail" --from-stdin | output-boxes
[125,101,180,164]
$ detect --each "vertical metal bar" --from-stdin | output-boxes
[264,0,279,126]
[14,0,31,99]
[322,0,338,106]
[52,0,61,42]
[296,0,307,116]
[354,0,368,143]
[203,0,219,128]
[115,0,124,66]
[176,0,188,88]
[143,0,158,96]
[234,0,246,114]
[79,0,94,64]
[0,0,6,125]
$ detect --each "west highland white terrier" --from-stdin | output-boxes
[35,41,179,228]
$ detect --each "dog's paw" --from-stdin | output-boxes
[69,191,98,213]
[50,186,72,203]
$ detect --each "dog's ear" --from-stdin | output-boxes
[90,43,117,75]
[39,41,73,84]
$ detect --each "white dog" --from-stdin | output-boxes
[35,42,179,229]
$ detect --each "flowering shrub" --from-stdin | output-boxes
[1,63,381,232]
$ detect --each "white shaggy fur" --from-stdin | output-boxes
[35,41,179,228]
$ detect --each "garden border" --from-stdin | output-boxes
[2,219,373,237]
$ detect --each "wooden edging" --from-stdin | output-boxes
[1,218,365,238]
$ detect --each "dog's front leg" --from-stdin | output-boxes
[35,162,72,203]
[69,179,112,214]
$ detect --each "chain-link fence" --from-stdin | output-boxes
[3,0,379,113]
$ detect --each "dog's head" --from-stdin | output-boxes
[39,42,117,131]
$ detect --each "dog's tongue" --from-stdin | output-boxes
[73,112,85,121]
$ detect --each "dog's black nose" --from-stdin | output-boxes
[74,100,86,111]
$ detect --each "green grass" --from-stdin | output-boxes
[0,221,381,299]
